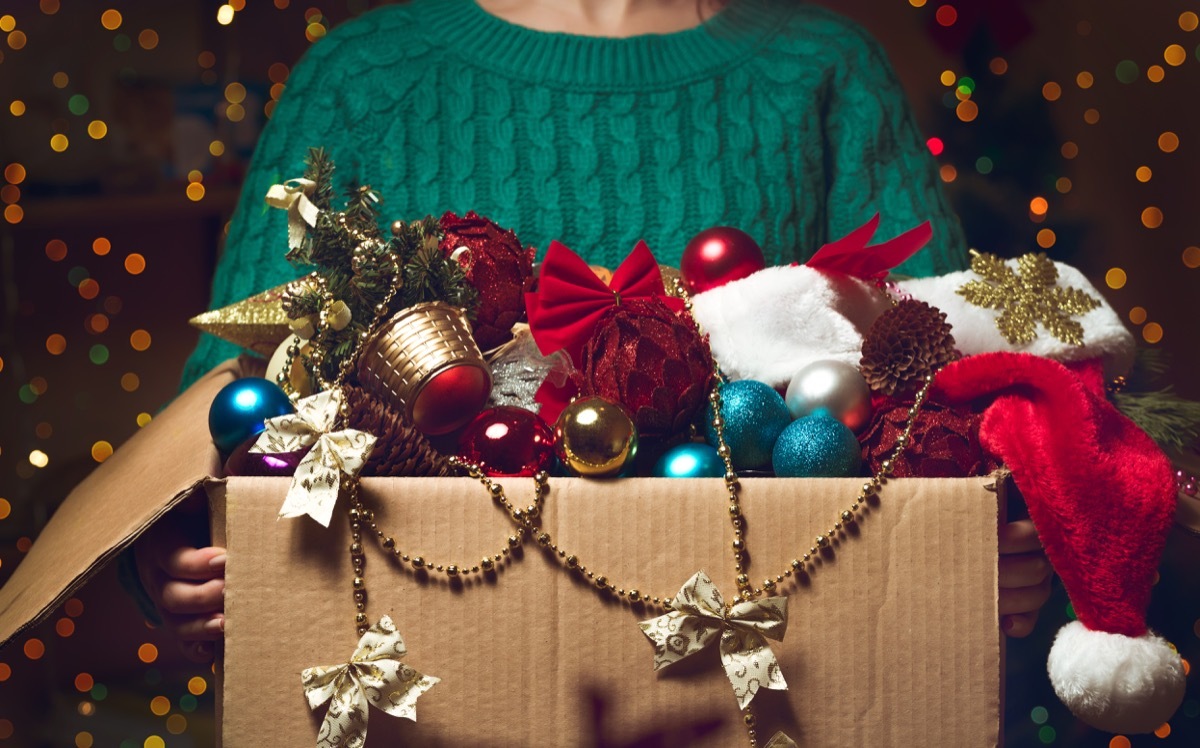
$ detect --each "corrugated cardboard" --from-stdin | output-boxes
[0,358,1004,746]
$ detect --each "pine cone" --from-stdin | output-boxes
[342,385,454,477]
[859,299,957,396]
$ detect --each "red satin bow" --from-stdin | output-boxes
[526,240,684,366]
[804,213,933,281]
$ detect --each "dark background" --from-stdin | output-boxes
[0,1,1197,746]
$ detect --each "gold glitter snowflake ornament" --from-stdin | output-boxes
[956,250,1101,346]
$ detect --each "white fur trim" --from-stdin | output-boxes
[690,266,891,388]
[1047,621,1186,734]
[902,261,1135,379]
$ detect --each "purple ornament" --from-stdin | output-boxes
[223,435,310,477]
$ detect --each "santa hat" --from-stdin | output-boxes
[935,352,1184,734]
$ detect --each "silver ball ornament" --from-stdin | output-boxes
[784,360,872,433]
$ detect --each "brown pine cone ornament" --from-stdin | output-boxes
[439,211,536,351]
[342,385,454,477]
[578,298,714,439]
[859,299,957,396]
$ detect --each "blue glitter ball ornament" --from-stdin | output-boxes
[652,442,726,478]
[704,380,791,470]
[208,377,295,454]
[771,415,862,478]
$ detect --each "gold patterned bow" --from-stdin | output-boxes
[251,388,376,527]
[266,177,320,253]
[302,616,439,748]
[639,570,788,710]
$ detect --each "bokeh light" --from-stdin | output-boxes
[989,57,1008,75]
[1183,246,1200,269]
[1036,228,1056,248]
[1147,65,1166,83]
[46,334,66,354]
[1143,322,1164,344]
[138,29,159,50]
[1076,71,1093,89]
[1061,141,1079,159]
[1136,166,1152,182]
[55,618,75,637]
[50,134,69,152]
[1042,82,1061,101]
[1129,306,1148,325]
[1164,44,1186,66]
[137,643,158,663]
[87,120,108,139]
[1182,11,1199,32]
[1141,206,1164,228]
[1083,107,1100,124]
[130,329,152,351]
[149,695,170,716]
[187,676,208,696]
[1159,131,1180,152]
[28,450,49,468]
[124,252,146,274]
[24,638,45,660]
[100,9,122,31]
[91,441,113,463]
[217,5,236,25]
[74,673,93,692]
[935,5,957,27]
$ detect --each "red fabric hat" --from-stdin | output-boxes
[935,352,1185,734]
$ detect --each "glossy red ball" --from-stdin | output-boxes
[679,226,766,295]
[456,406,556,477]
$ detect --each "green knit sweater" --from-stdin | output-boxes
[182,0,966,388]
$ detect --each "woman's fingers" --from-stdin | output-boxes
[161,545,226,581]
[998,575,1053,617]
[1001,611,1040,639]
[159,577,225,616]
[998,518,1042,554]
[998,551,1051,589]
[163,612,225,642]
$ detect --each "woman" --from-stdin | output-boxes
[136,0,1050,660]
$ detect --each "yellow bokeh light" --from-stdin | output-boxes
[231,0,247,10]
[955,99,978,122]
[1182,11,1199,32]
[224,82,247,104]
[6,162,26,184]
[138,29,158,50]
[1141,206,1163,228]
[187,169,203,183]
[909,0,927,7]
[186,182,206,201]
[149,695,170,716]
[29,450,49,468]
[0,15,15,33]
[1061,141,1078,159]
[1055,177,1072,193]
[137,412,153,427]
[46,334,66,355]
[939,164,957,183]
[226,103,245,122]
[100,9,122,31]
[10,99,26,116]
[52,72,69,88]
[1129,306,1147,325]
[75,731,93,748]
[306,22,327,41]
[137,642,158,663]
[1164,44,1186,66]
[939,69,956,86]
[1042,81,1061,101]
[269,82,285,100]
[145,736,166,748]
[121,372,140,392]
[92,237,111,255]
[1083,108,1100,124]
[1105,268,1127,289]
[130,329,152,351]
[1076,71,1093,89]
[50,134,69,152]
[8,30,28,50]
[1036,228,1056,248]
[91,441,113,463]
[264,100,277,118]
[1142,323,1163,345]
[188,676,208,695]
[125,252,146,274]
[1182,246,1200,269]
[217,4,235,25]
[166,714,188,734]
[1029,196,1048,215]
[3,204,22,224]
[85,120,106,139]
[1135,166,1152,182]
[1147,65,1165,83]
[0,498,10,519]
[989,57,1008,75]
[209,140,225,157]
[1159,131,1180,152]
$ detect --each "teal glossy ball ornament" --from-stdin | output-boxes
[771,415,862,478]
[208,377,294,454]
[652,442,726,478]
[704,379,791,470]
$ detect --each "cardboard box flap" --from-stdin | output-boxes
[0,359,242,650]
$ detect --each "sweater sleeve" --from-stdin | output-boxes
[179,28,368,390]
[820,20,968,278]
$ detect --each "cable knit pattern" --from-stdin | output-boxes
[182,0,967,387]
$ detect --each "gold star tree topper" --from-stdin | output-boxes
[956,250,1101,347]
[189,284,294,357]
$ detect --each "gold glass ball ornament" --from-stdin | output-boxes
[554,396,638,477]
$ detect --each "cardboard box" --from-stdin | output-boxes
[0,360,1005,746]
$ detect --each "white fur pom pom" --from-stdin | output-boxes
[1047,621,1186,734]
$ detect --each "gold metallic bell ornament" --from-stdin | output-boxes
[554,396,638,477]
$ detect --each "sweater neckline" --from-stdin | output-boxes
[418,0,789,89]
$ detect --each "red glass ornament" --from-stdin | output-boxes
[679,226,766,295]
[456,406,556,477]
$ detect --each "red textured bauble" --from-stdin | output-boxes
[859,398,1000,478]
[680,226,766,295]
[440,211,536,351]
[579,298,714,439]
[456,406,556,477]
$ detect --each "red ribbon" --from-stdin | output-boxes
[525,239,684,366]
[804,214,933,281]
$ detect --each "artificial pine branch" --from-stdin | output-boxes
[1113,388,1200,452]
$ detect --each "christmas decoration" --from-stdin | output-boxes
[189,283,295,357]
[679,226,766,295]
[859,399,998,478]
[703,380,791,470]
[804,213,932,281]
[651,442,725,478]
[302,616,439,748]
[771,415,862,478]
[553,396,638,477]
[934,353,1184,734]
[265,336,314,399]
[578,298,714,439]
[357,301,492,436]
[223,435,309,477]
[639,570,788,710]
[456,406,556,477]
[486,325,573,414]
[783,359,872,432]
[859,299,957,396]
[439,210,536,351]
[955,250,1101,346]
[342,386,454,478]
[526,239,684,367]
[251,388,376,527]
[208,377,295,453]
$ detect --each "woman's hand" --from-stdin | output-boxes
[998,519,1052,638]
[133,499,225,662]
